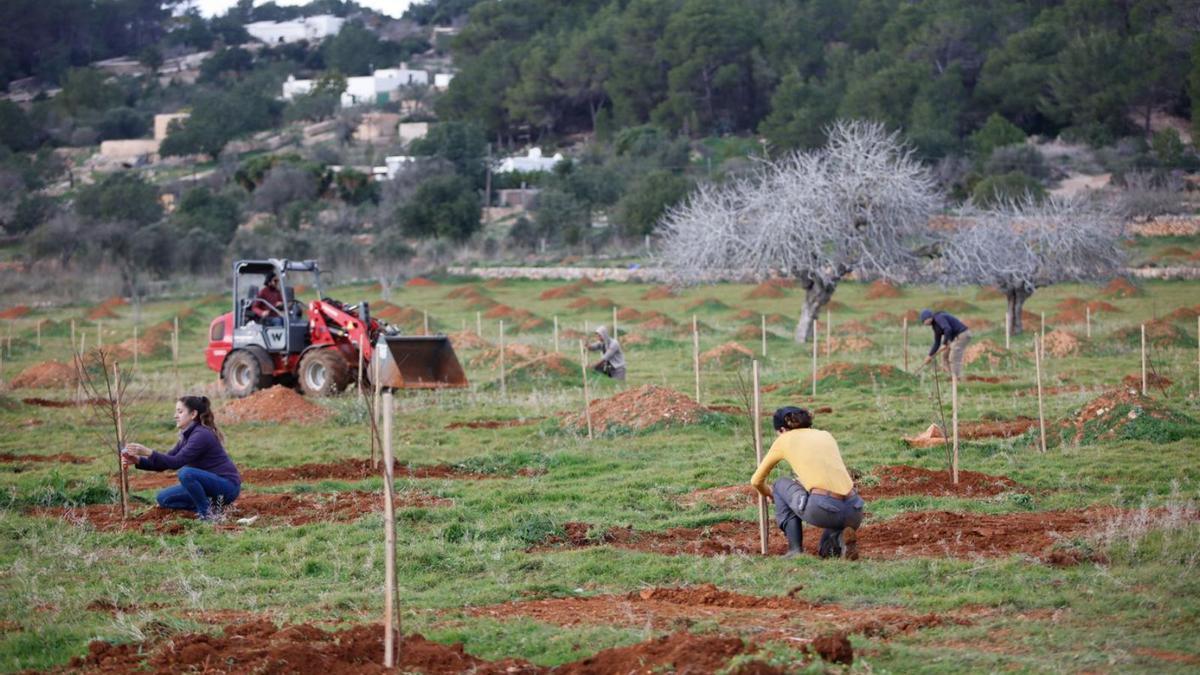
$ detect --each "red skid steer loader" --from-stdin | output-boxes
[204,259,467,397]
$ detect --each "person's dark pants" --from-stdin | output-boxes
[156,467,240,519]
[773,477,865,556]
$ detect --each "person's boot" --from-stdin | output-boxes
[818,528,842,558]
[839,527,859,561]
[782,518,804,558]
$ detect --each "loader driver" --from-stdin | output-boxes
[253,272,285,326]
[750,407,864,560]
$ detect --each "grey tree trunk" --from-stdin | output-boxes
[795,280,836,343]
[1004,286,1032,336]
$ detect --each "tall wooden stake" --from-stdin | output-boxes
[578,339,593,439]
[372,357,382,468]
[422,310,429,336]
[36,320,41,349]
[825,308,831,358]
[133,326,138,369]
[476,311,481,336]
[499,321,506,397]
[902,317,909,371]
[114,362,130,518]
[1040,311,1045,343]
[1034,336,1047,453]
[692,315,700,404]
[760,314,767,357]
[1140,324,1147,395]
[381,390,397,667]
[752,360,768,554]
[811,319,818,397]
[1004,311,1011,350]
[1086,306,1091,338]
[951,373,959,484]
[612,305,618,338]
[553,316,559,353]
[97,320,102,350]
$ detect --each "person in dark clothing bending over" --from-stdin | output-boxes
[920,308,972,380]
[587,325,626,380]
[253,272,285,326]
[121,396,241,522]
[750,407,865,560]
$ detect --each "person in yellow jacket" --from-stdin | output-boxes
[750,406,864,559]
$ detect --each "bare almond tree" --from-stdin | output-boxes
[939,195,1125,335]
[658,120,939,342]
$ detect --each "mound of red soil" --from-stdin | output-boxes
[0,451,94,464]
[221,386,332,424]
[615,307,642,321]
[86,305,118,320]
[9,361,77,389]
[700,342,755,367]
[470,584,937,653]
[483,304,525,320]
[827,336,875,353]
[865,280,902,299]
[641,285,676,300]
[564,385,706,433]
[746,282,786,299]
[1101,278,1142,298]
[446,330,492,350]
[547,508,1123,562]
[976,287,1004,301]
[556,632,757,675]
[831,319,870,335]
[446,285,488,300]
[684,297,729,311]
[469,343,546,368]
[0,304,30,319]
[1164,305,1200,322]
[1042,329,1081,357]
[567,296,615,311]
[963,317,994,331]
[900,309,920,322]
[811,633,854,665]
[1113,319,1192,348]
[734,324,770,341]
[405,277,437,287]
[964,339,1016,368]
[540,280,591,300]
[1122,372,1173,390]
[869,311,899,324]
[860,465,1022,499]
[639,315,680,331]
[36,490,450,533]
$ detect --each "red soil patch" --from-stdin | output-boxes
[1164,305,1200,321]
[700,341,755,367]
[815,362,904,381]
[563,384,706,433]
[540,280,591,300]
[483,304,523,319]
[1100,277,1142,298]
[614,307,642,321]
[639,315,680,331]
[860,465,1022,499]
[964,339,1015,368]
[67,619,535,674]
[0,451,94,464]
[865,280,902,299]
[619,332,652,347]
[746,282,786,299]
[0,304,30,319]
[904,418,1036,447]
[641,285,676,300]
[900,309,920,322]
[9,361,77,389]
[966,375,1015,383]
[86,305,118,320]
[446,330,492,350]
[405,277,437,287]
[469,343,546,369]
[33,490,450,533]
[21,397,106,408]
[1121,372,1173,390]
[963,317,994,332]
[446,285,487,300]
[976,287,1004,301]
[221,386,332,424]
[127,458,494,490]
[827,336,875,353]
[445,418,540,430]
[1042,329,1081,357]
[735,324,771,341]
[869,311,899,324]
[833,319,871,335]
[470,584,941,646]
[503,353,575,379]
[567,296,614,311]
[546,508,1123,562]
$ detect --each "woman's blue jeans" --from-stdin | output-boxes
[156,467,240,519]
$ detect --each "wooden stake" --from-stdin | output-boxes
[1004,311,1011,350]
[114,362,129,519]
[1140,324,1147,396]
[476,311,481,336]
[811,319,818,397]
[752,360,768,555]
[96,320,102,350]
[578,339,593,439]
[760,314,767,357]
[422,310,429,336]
[553,316,559,353]
[499,321,506,397]
[825,308,831,359]
[1086,306,1091,339]
[36,319,41,349]
[1034,336,1047,453]
[133,326,138,369]
[70,320,76,354]
[381,390,397,667]
[612,305,618,338]
[692,315,700,404]
[1040,311,1045,343]
[902,317,909,371]
[951,373,959,484]
[372,356,382,469]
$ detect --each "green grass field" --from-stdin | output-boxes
[1,275,1199,672]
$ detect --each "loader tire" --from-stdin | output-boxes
[223,350,273,398]
[299,348,352,397]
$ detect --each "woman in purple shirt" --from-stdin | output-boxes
[121,396,241,521]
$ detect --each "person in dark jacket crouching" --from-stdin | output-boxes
[122,395,241,521]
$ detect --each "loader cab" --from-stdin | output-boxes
[232,259,323,355]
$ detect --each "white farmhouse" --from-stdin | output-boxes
[245,15,345,44]
[495,147,564,173]
[340,67,429,107]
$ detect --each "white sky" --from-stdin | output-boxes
[183,0,419,19]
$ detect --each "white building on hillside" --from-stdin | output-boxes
[282,75,314,99]
[245,15,345,44]
[433,73,455,90]
[496,147,565,173]
[283,66,431,107]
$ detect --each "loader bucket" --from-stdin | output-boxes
[374,335,469,389]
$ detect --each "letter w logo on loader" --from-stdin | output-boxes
[266,327,286,350]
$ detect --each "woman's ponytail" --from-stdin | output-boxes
[179,395,224,443]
